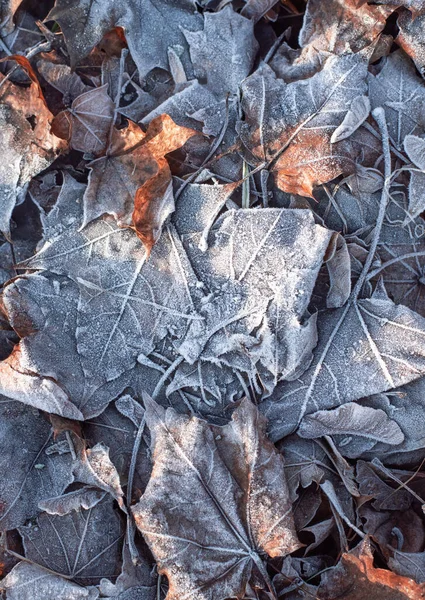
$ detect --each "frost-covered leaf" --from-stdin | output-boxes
[330,95,370,144]
[277,434,331,502]
[389,550,425,584]
[83,115,196,252]
[175,207,331,388]
[299,403,404,445]
[404,134,425,170]
[39,487,106,515]
[40,172,85,242]
[300,0,392,56]
[262,293,425,441]
[397,10,425,75]
[133,397,301,600]
[0,71,66,235]
[318,538,425,599]
[54,85,115,155]
[183,5,258,97]
[72,442,125,509]
[239,54,369,196]
[0,562,99,600]
[47,0,202,78]
[369,49,425,148]
[3,222,199,416]
[20,497,124,585]
[0,398,73,531]
[36,57,90,104]
[356,460,411,511]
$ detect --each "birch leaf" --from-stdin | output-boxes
[132,397,301,600]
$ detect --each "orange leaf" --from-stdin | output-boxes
[319,538,425,599]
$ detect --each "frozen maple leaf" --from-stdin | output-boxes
[261,286,425,442]
[83,114,197,253]
[239,53,370,196]
[300,0,393,56]
[318,538,425,599]
[52,84,115,155]
[174,204,332,392]
[182,5,259,97]
[0,223,197,417]
[20,497,124,585]
[0,70,66,235]
[0,562,100,600]
[369,49,425,149]
[132,397,301,600]
[46,0,202,78]
[0,398,73,531]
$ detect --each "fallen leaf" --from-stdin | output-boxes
[300,0,393,56]
[0,398,73,531]
[0,70,66,235]
[82,114,197,252]
[133,397,301,600]
[299,403,405,446]
[239,54,370,196]
[53,84,115,155]
[20,497,124,585]
[182,5,259,97]
[0,562,100,600]
[262,289,425,442]
[47,0,202,77]
[318,538,425,599]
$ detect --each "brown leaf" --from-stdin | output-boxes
[48,414,83,440]
[318,538,425,599]
[82,114,196,253]
[0,70,66,235]
[133,396,301,600]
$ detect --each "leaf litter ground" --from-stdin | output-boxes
[3,1,425,599]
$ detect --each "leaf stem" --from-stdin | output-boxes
[352,107,391,300]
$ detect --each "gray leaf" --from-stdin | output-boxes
[405,134,425,171]
[39,487,106,515]
[72,443,125,509]
[0,399,73,531]
[331,95,370,144]
[0,562,99,600]
[239,53,369,196]
[299,403,404,445]
[20,497,124,585]
[389,550,425,584]
[262,294,425,442]
[47,0,202,78]
[369,50,425,148]
[183,5,259,97]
